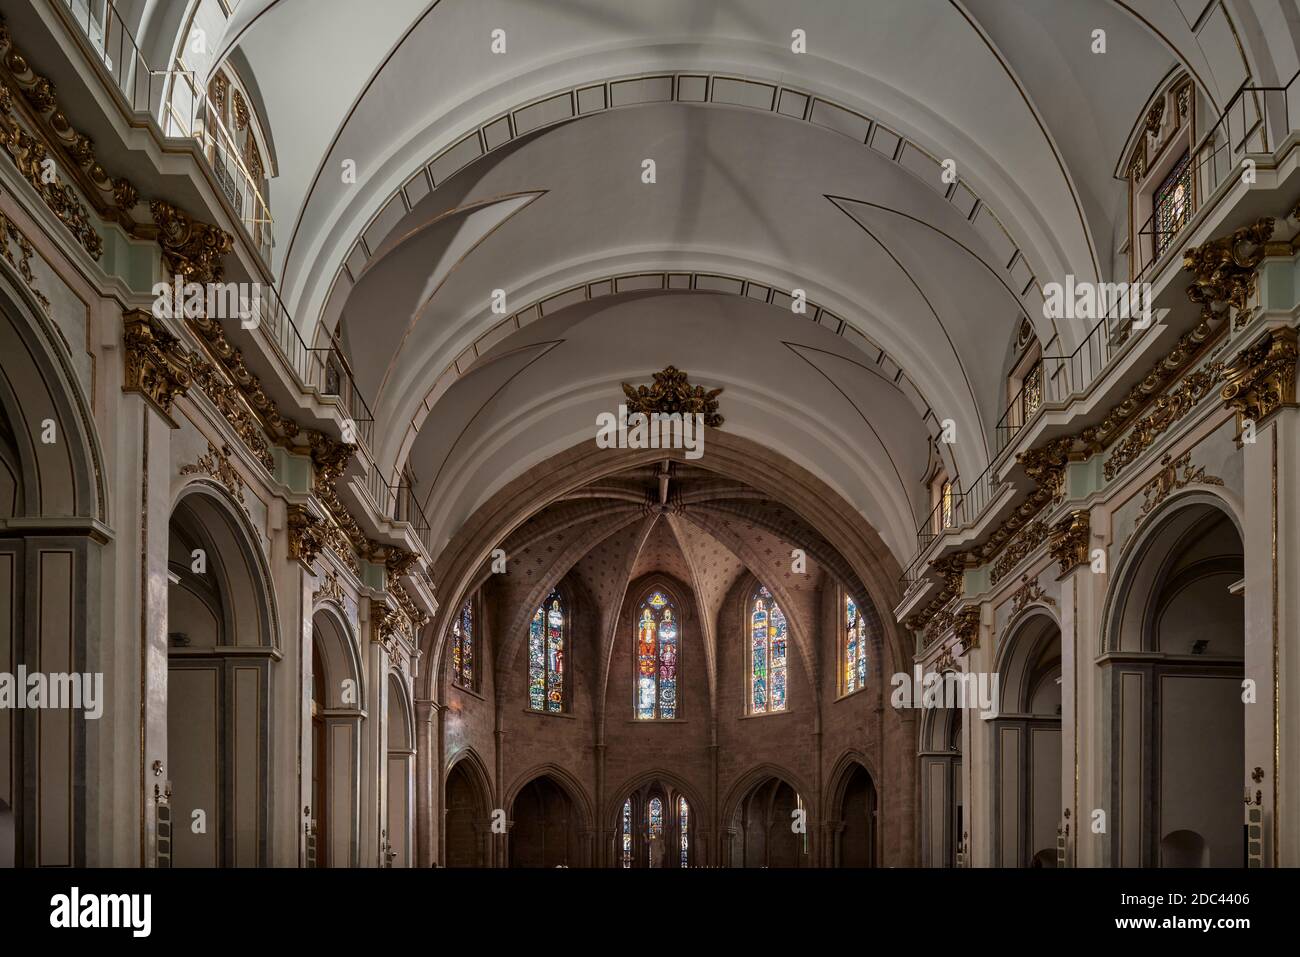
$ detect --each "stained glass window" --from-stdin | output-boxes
[750,585,787,713]
[647,796,664,866]
[845,594,868,694]
[678,796,690,868]
[635,590,679,719]
[452,597,475,689]
[621,799,632,868]
[528,591,565,712]
[1154,150,1192,257]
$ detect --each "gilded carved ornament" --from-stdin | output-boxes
[1047,510,1091,578]
[184,354,275,471]
[316,568,347,606]
[989,520,1051,588]
[0,19,138,247]
[1103,361,1223,480]
[1010,574,1055,617]
[150,200,233,285]
[1138,451,1224,517]
[179,441,246,504]
[287,505,325,568]
[0,209,48,309]
[953,605,981,655]
[0,84,102,260]
[1183,218,1274,330]
[622,366,723,427]
[121,311,193,424]
[1220,326,1298,433]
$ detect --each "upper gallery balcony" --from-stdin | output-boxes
[53,0,272,263]
[897,69,1300,619]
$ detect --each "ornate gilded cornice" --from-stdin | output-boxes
[1139,451,1224,517]
[0,84,102,259]
[622,365,723,427]
[1220,326,1298,432]
[122,310,192,424]
[0,18,139,235]
[179,441,245,504]
[151,199,233,284]
[0,209,48,309]
[905,553,969,634]
[1184,218,1274,329]
[176,295,300,443]
[1010,574,1055,616]
[184,354,275,472]
[1104,360,1224,480]
[1080,312,1220,452]
[1048,510,1091,578]
[989,520,1050,588]
[287,505,325,568]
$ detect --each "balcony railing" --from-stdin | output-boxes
[363,466,434,558]
[58,0,273,261]
[246,281,375,451]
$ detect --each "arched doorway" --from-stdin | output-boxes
[0,273,104,867]
[1104,498,1244,867]
[920,705,963,866]
[830,761,877,867]
[613,776,699,868]
[307,606,363,867]
[385,675,415,867]
[726,773,810,868]
[991,612,1062,867]
[445,757,490,867]
[509,774,582,868]
[166,490,275,866]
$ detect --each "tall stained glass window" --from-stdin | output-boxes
[635,590,679,719]
[451,597,475,689]
[844,594,868,694]
[678,796,690,868]
[621,799,632,868]
[1154,150,1192,257]
[750,585,788,713]
[528,591,565,712]
[647,796,664,867]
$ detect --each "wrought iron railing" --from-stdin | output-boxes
[362,465,434,557]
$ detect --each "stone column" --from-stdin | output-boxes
[1222,326,1299,866]
[414,697,438,866]
[119,311,190,868]
[1049,509,1099,867]
[954,604,992,867]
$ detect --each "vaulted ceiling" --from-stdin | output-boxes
[192,0,1269,574]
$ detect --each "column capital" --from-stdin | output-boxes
[1048,509,1091,578]
[1221,326,1298,433]
[121,310,192,426]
